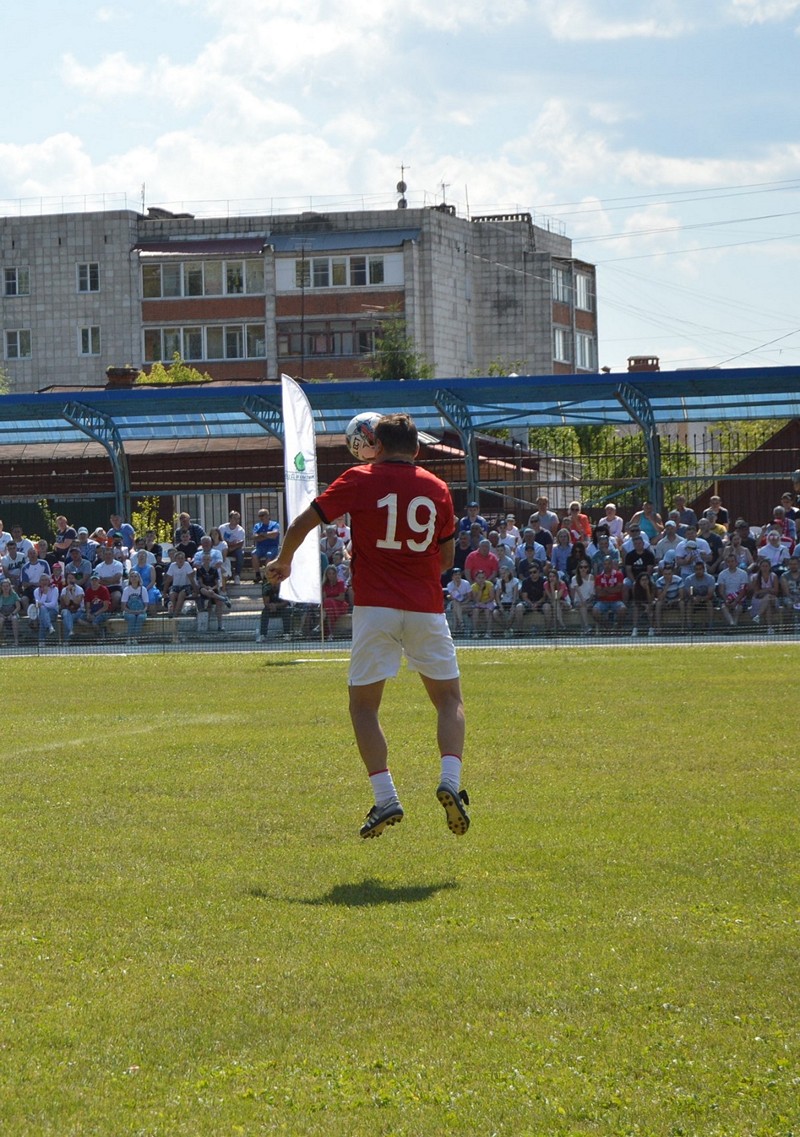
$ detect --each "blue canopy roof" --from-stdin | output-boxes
[1,365,796,448]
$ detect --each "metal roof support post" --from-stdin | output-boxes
[241,395,285,441]
[434,389,480,504]
[62,401,132,518]
[615,382,663,512]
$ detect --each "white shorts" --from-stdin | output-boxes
[349,606,460,687]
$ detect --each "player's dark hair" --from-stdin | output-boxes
[375,413,418,457]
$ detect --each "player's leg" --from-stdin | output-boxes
[349,679,389,774]
[350,679,403,838]
[419,673,470,836]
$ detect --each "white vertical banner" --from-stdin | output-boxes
[280,373,321,604]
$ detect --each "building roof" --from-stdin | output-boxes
[133,229,420,258]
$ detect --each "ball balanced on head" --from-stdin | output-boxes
[345,411,382,462]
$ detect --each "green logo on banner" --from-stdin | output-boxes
[294,452,306,472]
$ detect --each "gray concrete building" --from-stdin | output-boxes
[1,204,597,393]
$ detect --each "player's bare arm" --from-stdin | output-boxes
[266,506,321,582]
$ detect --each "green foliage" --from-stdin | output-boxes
[130,495,176,544]
[0,364,10,395]
[363,308,434,381]
[36,497,59,541]
[471,357,528,379]
[0,647,797,1135]
[137,352,213,385]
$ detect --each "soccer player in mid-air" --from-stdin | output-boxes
[267,412,468,839]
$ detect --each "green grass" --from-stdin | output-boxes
[0,646,798,1136]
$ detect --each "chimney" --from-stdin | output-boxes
[627,356,660,372]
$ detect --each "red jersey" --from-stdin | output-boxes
[313,460,456,613]
[595,568,625,602]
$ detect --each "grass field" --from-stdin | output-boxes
[1,645,798,1136]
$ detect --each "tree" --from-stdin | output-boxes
[130,496,176,544]
[363,310,433,381]
[137,353,213,385]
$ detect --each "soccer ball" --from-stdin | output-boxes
[345,411,382,461]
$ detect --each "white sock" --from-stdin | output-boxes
[440,754,462,793]
[369,768,399,807]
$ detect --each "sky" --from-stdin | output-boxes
[2,0,800,374]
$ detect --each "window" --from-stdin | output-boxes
[245,259,265,294]
[576,333,597,371]
[552,266,570,304]
[225,327,243,359]
[185,264,204,297]
[290,253,386,289]
[246,326,265,358]
[576,272,594,312]
[77,262,100,292]
[553,327,571,364]
[183,327,204,360]
[203,261,222,296]
[4,267,30,296]
[142,264,161,299]
[5,329,32,359]
[142,324,266,362]
[276,321,376,358]
[226,263,244,295]
[79,326,101,356]
[140,258,266,298]
[161,263,181,298]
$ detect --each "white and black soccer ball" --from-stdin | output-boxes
[345,411,382,462]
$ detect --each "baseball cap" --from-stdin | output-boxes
[685,540,698,548]
[664,519,677,528]
[467,501,479,507]
[77,527,89,535]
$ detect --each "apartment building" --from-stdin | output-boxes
[1,203,597,392]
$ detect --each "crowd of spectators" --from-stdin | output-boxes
[443,492,800,638]
[0,508,267,645]
[3,490,798,646]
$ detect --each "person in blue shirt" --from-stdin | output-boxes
[252,508,281,582]
[458,501,488,535]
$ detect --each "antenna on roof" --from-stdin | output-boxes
[397,164,409,210]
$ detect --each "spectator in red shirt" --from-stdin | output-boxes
[464,538,500,584]
[567,501,592,543]
[592,556,627,631]
[82,574,113,636]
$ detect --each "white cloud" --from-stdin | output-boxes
[535,0,691,41]
[61,52,146,98]
[0,133,98,199]
[728,0,800,23]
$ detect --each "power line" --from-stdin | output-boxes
[575,208,800,245]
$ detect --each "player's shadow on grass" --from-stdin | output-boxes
[251,878,457,907]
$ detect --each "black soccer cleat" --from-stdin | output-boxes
[436,784,470,836]
[360,801,404,839]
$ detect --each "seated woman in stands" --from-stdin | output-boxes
[121,569,149,641]
[543,568,571,634]
[492,565,519,636]
[570,558,595,634]
[748,557,779,633]
[209,527,231,586]
[549,528,573,577]
[322,564,350,636]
